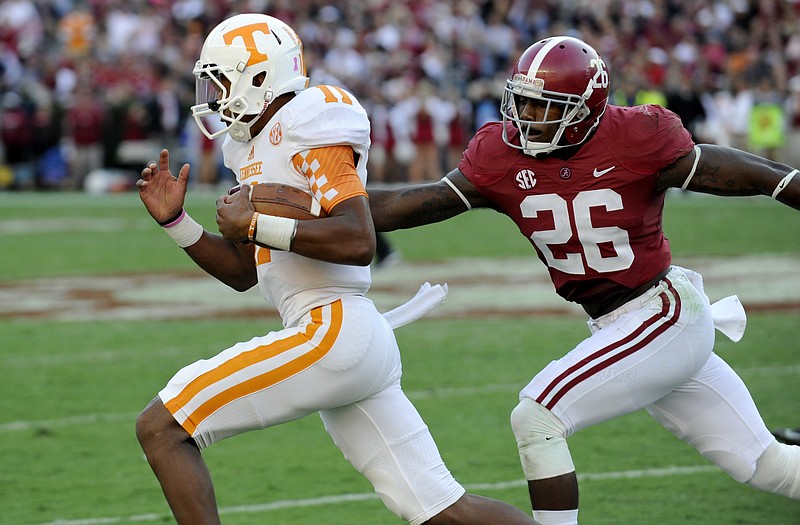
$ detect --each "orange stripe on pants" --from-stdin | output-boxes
[167,300,344,435]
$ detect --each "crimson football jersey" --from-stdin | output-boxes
[459,104,694,308]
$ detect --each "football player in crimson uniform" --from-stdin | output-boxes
[369,36,800,524]
[135,13,536,525]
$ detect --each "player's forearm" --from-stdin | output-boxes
[368,183,467,231]
[291,216,375,266]
[688,145,800,210]
[183,232,258,291]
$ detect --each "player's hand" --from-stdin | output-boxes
[216,183,255,242]
[137,149,190,224]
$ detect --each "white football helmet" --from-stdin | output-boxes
[191,13,309,142]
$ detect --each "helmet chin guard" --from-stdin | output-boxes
[501,36,609,156]
[191,13,309,142]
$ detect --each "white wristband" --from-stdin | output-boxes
[162,210,203,248]
[442,176,472,210]
[255,214,298,251]
[680,145,702,190]
[772,169,798,200]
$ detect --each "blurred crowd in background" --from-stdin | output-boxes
[1,0,799,193]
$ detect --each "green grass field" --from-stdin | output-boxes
[1,189,799,524]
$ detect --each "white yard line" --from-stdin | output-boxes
[34,465,718,525]
[0,412,140,433]
[3,363,799,434]
[0,217,153,234]
[2,255,800,321]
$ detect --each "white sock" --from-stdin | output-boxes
[747,441,800,498]
[533,509,579,525]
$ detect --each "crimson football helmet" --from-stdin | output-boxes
[191,13,309,143]
[501,36,609,156]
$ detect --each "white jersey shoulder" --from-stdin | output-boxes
[282,86,370,150]
[221,86,371,188]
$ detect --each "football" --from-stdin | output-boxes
[230,183,327,220]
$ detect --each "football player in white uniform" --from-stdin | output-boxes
[135,13,535,525]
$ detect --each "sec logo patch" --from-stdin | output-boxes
[269,122,282,145]
[515,169,537,190]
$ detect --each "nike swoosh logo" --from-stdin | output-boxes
[593,166,616,177]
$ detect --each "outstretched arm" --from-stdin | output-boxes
[368,169,491,231]
[138,149,258,292]
[656,144,800,210]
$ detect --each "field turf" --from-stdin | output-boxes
[1,189,798,524]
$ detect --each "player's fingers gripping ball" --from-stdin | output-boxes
[216,185,256,242]
[228,183,327,250]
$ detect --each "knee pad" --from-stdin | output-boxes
[746,441,800,499]
[510,397,574,480]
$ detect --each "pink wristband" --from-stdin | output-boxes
[161,210,203,248]
[161,209,186,228]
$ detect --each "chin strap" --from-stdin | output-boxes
[229,99,270,143]
[229,118,257,142]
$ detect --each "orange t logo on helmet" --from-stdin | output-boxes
[223,23,270,66]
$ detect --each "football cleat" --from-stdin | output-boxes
[771,427,800,446]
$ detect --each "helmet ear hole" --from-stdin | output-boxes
[252,72,266,88]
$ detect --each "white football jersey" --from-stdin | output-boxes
[222,85,372,327]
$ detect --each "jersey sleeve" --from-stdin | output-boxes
[616,105,695,174]
[292,145,366,213]
[652,105,695,170]
[284,85,370,151]
[281,86,371,212]
[458,122,510,188]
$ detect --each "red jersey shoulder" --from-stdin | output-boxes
[597,104,694,173]
[459,122,524,186]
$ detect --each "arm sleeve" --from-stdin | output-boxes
[292,145,367,214]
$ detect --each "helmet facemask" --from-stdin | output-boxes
[500,36,610,157]
[192,53,262,142]
[501,75,591,156]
